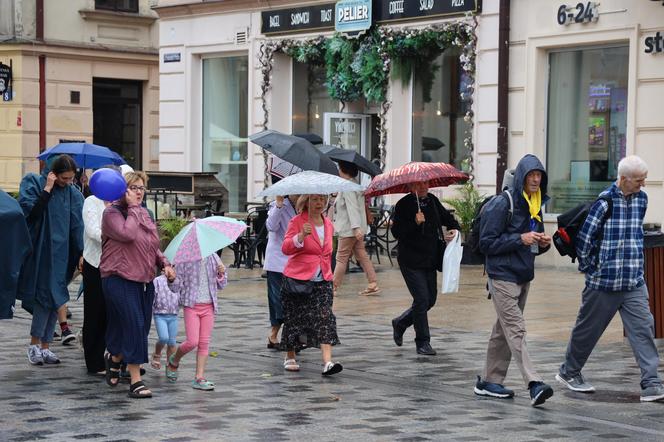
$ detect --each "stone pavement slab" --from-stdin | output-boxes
[1,257,663,441]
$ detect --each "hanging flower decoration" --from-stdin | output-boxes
[257,18,477,181]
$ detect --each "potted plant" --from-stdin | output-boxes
[442,183,485,265]
[158,217,189,251]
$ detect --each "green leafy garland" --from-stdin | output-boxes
[258,19,477,182]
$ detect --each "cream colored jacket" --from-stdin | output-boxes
[333,191,368,238]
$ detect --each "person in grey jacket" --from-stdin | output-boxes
[474,154,554,407]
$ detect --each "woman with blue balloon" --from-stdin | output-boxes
[100,170,175,398]
[81,165,128,375]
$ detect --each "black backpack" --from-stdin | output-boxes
[466,190,514,258]
[552,195,613,263]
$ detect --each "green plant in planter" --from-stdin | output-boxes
[442,183,485,241]
[158,217,189,250]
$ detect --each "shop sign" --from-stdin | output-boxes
[0,62,11,94]
[163,52,181,63]
[335,0,372,37]
[556,2,599,25]
[375,0,481,24]
[645,31,663,54]
[0,61,12,101]
[261,3,335,35]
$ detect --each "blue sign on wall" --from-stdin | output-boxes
[335,0,372,36]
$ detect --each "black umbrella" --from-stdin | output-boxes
[293,133,323,145]
[319,145,382,177]
[250,130,339,176]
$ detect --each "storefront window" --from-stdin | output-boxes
[546,46,629,213]
[411,49,471,168]
[291,62,340,140]
[202,56,248,212]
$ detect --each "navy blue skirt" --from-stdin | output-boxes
[102,275,154,365]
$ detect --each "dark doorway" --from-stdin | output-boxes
[93,79,142,168]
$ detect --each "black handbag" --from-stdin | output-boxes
[282,276,315,296]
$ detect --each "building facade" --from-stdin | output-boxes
[0,0,160,191]
[154,0,500,212]
[508,0,664,266]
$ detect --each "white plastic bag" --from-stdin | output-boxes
[441,231,463,294]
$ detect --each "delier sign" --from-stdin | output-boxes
[335,0,372,37]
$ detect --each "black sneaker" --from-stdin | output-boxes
[53,331,61,341]
[474,375,515,398]
[529,381,554,407]
[61,328,76,346]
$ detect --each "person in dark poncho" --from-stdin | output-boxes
[0,189,31,319]
[17,154,84,366]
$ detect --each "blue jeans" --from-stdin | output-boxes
[266,271,284,326]
[154,314,178,347]
[30,302,58,343]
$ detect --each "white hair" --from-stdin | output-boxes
[617,155,647,178]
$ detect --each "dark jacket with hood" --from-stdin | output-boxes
[479,154,549,284]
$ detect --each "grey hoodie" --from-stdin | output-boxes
[479,154,550,284]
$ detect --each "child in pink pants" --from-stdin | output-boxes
[166,253,226,390]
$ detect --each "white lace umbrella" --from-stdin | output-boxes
[257,170,364,197]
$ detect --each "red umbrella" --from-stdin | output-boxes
[364,162,468,197]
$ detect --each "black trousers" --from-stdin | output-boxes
[82,260,107,373]
[394,266,438,345]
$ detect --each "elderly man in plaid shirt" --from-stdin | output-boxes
[556,155,664,402]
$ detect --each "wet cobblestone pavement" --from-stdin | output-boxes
[2,259,664,441]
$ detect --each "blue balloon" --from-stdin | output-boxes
[89,169,126,201]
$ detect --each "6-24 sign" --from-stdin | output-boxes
[557,2,599,25]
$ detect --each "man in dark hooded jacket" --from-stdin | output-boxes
[473,154,554,407]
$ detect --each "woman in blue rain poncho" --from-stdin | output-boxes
[18,154,84,366]
[0,189,31,319]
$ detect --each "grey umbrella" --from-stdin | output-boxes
[250,130,338,176]
[318,145,382,177]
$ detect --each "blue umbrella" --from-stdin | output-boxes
[37,143,126,169]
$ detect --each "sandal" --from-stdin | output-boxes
[322,361,343,376]
[166,354,179,382]
[192,378,215,391]
[105,354,121,387]
[151,353,162,370]
[358,286,381,296]
[128,380,152,399]
[267,337,280,350]
[283,358,300,372]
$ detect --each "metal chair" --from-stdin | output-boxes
[366,205,396,266]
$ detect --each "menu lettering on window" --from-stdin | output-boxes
[261,4,335,35]
[375,0,480,23]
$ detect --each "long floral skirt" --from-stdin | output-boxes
[281,279,340,350]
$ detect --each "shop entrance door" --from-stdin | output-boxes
[93,79,142,169]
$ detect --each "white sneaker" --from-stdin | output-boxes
[41,348,61,364]
[641,385,664,402]
[27,345,43,365]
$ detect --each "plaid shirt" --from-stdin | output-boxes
[576,183,647,292]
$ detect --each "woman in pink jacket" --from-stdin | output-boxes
[281,194,342,376]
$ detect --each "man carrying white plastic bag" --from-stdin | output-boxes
[441,231,463,293]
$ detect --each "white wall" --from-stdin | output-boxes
[508,0,664,267]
